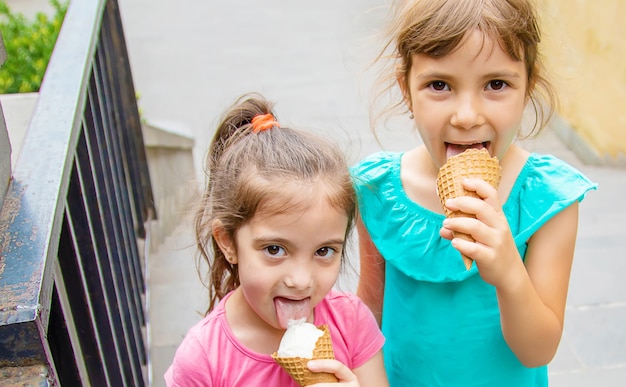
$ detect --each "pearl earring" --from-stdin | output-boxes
[409,113,414,119]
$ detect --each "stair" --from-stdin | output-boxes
[147,218,207,387]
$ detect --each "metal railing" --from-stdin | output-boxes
[0,0,155,385]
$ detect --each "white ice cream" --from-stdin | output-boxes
[276,318,323,358]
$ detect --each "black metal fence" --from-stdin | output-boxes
[0,0,155,385]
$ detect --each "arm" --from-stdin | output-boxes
[355,218,385,326]
[352,350,389,387]
[443,178,579,367]
[496,202,578,367]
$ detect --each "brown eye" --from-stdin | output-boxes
[315,247,338,259]
[430,81,448,91]
[487,80,507,91]
[317,247,330,257]
[266,245,283,256]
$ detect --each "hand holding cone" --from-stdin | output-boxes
[436,148,502,269]
[272,324,338,386]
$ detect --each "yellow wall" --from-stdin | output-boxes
[540,0,626,162]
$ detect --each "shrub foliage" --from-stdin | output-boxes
[0,0,68,94]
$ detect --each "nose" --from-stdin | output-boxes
[450,93,485,129]
[284,260,313,290]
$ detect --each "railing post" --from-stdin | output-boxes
[0,0,156,384]
[0,31,57,386]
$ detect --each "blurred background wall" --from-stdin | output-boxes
[540,0,625,166]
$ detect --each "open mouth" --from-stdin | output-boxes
[445,142,489,159]
[274,296,311,329]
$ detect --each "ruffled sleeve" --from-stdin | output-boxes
[505,154,597,247]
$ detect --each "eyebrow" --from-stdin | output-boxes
[416,70,522,81]
[254,237,346,246]
[415,71,448,82]
[320,239,346,246]
[483,71,522,79]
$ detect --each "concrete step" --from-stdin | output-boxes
[147,217,206,387]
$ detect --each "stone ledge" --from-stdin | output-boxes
[0,93,38,168]
[142,121,194,150]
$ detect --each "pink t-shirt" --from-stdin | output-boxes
[164,290,384,386]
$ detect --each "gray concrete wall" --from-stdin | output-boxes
[143,122,198,252]
[0,92,38,210]
[0,34,10,208]
[0,102,10,209]
[0,93,38,167]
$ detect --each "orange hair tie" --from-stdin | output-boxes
[251,113,280,133]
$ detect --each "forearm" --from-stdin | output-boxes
[356,220,385,326]
[353,351,389,387]
[496,267,563,367]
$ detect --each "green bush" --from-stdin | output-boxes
[0,0,67,94]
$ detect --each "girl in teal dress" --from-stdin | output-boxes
[351,0,597,385]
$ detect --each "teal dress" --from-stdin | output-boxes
[351,152,597,386]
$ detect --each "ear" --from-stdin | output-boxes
[212,220,238,264]
[396,64,412,112]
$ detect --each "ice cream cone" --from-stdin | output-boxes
[436,148,502,269]
[272,324,338,386]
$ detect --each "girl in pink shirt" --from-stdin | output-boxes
[165,93,388,387]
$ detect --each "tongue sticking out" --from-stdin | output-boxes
[446,143,485,159]
[275,297,311,329]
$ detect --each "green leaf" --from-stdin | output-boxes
[0,0,68,93]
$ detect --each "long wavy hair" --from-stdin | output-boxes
[195,93,356,313]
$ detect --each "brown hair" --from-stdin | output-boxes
[195,93,356,312]
[372,0,558,138]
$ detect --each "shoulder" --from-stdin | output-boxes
[350,151,402,185]
[520,153,597,202]
[315,290,378,332]
[165,297,230,385]
[321,290,369,315]
[316,291,385,368]
[505,153,597,243]
[165,313,223,385]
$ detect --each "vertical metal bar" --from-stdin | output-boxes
[77,118,127,386]
[99,0,148,301]
[90,63,145,385]
[62,156,116,385]
[84,82,137,386]
[52,242,92,385]
[95,34,146,336]
[105,0,156,230]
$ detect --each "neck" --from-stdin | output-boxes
[496,144,530,203]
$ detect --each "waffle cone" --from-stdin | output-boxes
[436,148,501,269]
[272,324,338,386]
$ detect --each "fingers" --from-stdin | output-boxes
[442,178,507,262]
[307,359,358,385]
[439,226,455,241]
[461,178,500,204]
[443,178,501,222]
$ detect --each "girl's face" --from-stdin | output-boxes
[404,29,528,168]
[222,189,347,331]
